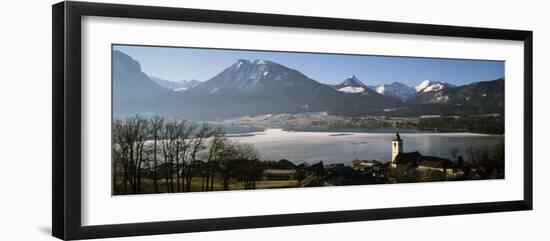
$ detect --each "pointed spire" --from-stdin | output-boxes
[393,124,402,141]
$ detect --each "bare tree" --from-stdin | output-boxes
[173,120,194,192]
[234,142,261,189]
[217,140,239,190]
[149,116,163,193]
[466,145,476,164]
[184,123,212,192]
[112,120,130,194]
[450,147,459,162]
[201,127,225,191]
[491,139,505,162]
[111,116,148,194]
[111,142,124,194]
[160,121,180,193]
[131,116,148,194]
[235,142,259,161]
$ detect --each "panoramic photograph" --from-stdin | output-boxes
[111,44,505,195]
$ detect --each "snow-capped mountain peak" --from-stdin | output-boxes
[375,81,417,101]
[338,86,365,93]
[189,59,319,95]
[415,80,433,92]
[334,75,370,94]
[216,59,289,91]
[235,59,272,67]
[341,75,367,88]
[415,80,454,93]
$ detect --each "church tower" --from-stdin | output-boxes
[391,128,403,165]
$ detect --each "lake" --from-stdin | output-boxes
[226,129,503,164]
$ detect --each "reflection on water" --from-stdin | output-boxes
[226,129,503,164]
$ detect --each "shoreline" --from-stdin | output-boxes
[226,128,503,137]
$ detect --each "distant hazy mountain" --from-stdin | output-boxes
[415,80,455,93]
[149,76,202,92]
[148,76,178,90]
[113,51,169,98]
[375,82,417,101]
[173,80,202,92]
[112,50,176,116]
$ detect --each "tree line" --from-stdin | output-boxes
[284,115,504,135]
[417,115,504,134]
[112,116,264,195]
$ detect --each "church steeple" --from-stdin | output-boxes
[391,127,403,165]
[393,127,402,141]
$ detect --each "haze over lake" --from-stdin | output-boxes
[227,129,503,164]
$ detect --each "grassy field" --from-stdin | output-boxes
[113,177,300,195]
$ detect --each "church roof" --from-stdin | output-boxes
[418,156,453,168]
[395,152,453,168]
[394,151,422,165]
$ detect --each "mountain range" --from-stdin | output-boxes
[330,76,456,102]
[113,50,504,119]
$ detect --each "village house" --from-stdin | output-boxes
[262,169,297,181]
[352,160,382,171]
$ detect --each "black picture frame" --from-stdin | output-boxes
[52,1,533,240]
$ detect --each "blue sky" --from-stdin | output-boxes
[113,44,504,87]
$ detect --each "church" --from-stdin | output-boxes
[389,129,454,174]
